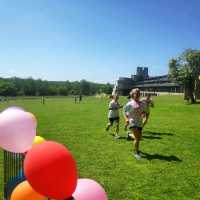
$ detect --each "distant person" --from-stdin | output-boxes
[79,94,82,103]
[42,96,45,105]
[124,88,145,160]
[74,96,77,104]
[142,94,154,127]
[106,95,123,139]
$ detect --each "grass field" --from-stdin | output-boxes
[0,96,200,200]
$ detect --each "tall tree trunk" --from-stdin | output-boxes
[188,77,196,103]
[189,91,196,103]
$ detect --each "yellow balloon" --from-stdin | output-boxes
[32,136,46,146]
[10,181,45,200]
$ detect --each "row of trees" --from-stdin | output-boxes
[169,49,200,103]
[0,78,113,96]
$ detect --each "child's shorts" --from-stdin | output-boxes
[129,126,143,131]
[109,117,119,124]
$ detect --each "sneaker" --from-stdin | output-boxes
[134,153,141,160]
[127,133,133,140]
[115,135,120,139]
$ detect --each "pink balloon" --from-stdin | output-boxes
[0,109,37,153]
[2,106,25,113]
[72,179,108,200]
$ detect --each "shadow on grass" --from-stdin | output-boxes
[141,151,182,162]
[144,130,174,136]
[118,136,130,140]
[117,135,162,140]
[186,101,200,105]
[142,135,162,140]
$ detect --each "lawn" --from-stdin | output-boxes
[0,96,200,200]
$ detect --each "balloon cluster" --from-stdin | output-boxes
[0,106,108,200]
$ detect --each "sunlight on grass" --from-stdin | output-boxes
[0,96,200,200]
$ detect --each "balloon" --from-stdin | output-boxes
[32,136,46,146]
[2,106,25,113]
[0,109,37,153]
[24,141,77,200]
[28,112,37,124]
[10,181,45,200]
[72,179,108,200]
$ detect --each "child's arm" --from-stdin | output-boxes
[123,104,130,123]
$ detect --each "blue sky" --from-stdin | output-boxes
[0,0,200,83]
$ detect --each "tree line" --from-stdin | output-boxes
[168,48,200,103]
[0,77,113,96]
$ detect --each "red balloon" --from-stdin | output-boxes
[24,141,77,200]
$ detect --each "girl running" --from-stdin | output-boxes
[106,95,122,139]
[142,94,154,127]
[124,88,145,160]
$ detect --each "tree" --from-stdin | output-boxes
[0,80,17,96]
[48,85,58,95]
[36,80,49,96]
[168,58,178,79]
[100,83,113,94]
[0,76,113,97]
[58,86,69,96]
[80,80,90,95]
[71,81,80,95]
[12,77,25,95]
[169,49,200,103]
[24,78,37,96]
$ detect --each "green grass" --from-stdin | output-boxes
[0,96,200,200]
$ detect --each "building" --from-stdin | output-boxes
[117,67,183,95]
[133,67,149,81]
[134,75,182,93]
[117,77,134,95]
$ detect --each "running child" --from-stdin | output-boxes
[124,94,132,139]
[142,94,154,127]
[106,95,122,139]
[124,88,145,160]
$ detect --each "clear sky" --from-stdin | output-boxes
[0,0,200,83]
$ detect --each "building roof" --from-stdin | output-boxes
[135,82,180,88]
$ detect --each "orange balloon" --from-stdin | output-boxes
[10,181,45,200]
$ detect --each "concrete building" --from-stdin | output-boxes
[134,75,182,93]
[117,67,183,95]
[117,77,134,95]
[134,67,149,80]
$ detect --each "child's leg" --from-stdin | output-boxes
[115,119,119,136]
[106,119,113,131]
[132,128,142,154]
